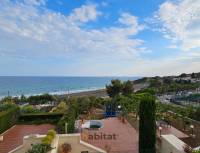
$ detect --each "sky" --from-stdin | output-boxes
[0,0,200,77]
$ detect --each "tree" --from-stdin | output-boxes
[139,94,156,153]
[1,96,14,104]
[193,107,200,121]
[180,73,187,78]
[51,101,68,113]
[20,94,27,103]
[122,80,134,96]
[106,79,123,98]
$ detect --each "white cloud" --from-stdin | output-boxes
[68,3,102,24]
[154,0,200,50]
[0,0,146,61]
[124,51,200,76]
[24,0,47,6]
[119,13,139,27]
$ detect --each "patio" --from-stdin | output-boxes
[0,124,55,153]
[81,117,138,153]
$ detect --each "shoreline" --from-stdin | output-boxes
[60,88,108,98]
[0,88,108,100]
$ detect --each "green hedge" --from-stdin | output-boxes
[0,106,20,134]
[18,112,63,124]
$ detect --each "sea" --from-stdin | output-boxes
[0,76,139,99]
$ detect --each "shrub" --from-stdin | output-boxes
[26,143,51,153]
[20,105,41,114]
[0,105,19,133]
[41,129,56,145]
[47,129,56,138]
[58,143,72,153]
[18,112,63,124]
[42,135,52,145]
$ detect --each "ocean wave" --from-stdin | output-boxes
[0,86,105,100]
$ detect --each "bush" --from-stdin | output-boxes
[47,129,56,138]
[42,135,52,145]
[26,143,52,153]
[42,129,56,145]
[0,105,20,133]
[20,105,41,114]
[28,94,56,105]
[18,112,63,124]
[58,143,72,153]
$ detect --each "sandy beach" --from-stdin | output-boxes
[59,88,108,98]
[59,81,147,98]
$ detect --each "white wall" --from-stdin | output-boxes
[159,135,186,153]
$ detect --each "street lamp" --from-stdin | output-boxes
[159,126,162,137]
[118,105,121,110]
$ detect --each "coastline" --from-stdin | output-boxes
[60,88,108,98]
[0,88,108,100]
[0,76,138,100]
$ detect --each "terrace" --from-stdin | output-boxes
[81,117,138,153]
[1,116,199,153]
[0,124,55,153]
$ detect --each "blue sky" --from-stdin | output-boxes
[0,0,200,76]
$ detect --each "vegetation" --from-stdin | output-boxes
[50,101,68,113]
[20,105,42,114]
[42,129,56,145]
[26,144,52,153]
[26,129,56,153]
[106,79,123,98]
[141,76,200,94]
[0,94,56,105]
[106,79,134,98]
[0,96,15,104]
[122,80,134,96]
[176,93,200,102]
[57,104,76,134]
[192,107,200,121]
[58,143,72,153]
[155,102,200,122]
[28,94,56,105]
[0,103,20,133]
[139,94,156,153]
[18,112,63,124]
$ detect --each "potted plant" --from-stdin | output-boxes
[58,143,72,153]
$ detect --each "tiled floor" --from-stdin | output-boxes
[81,117,138,153]
[0,124,55,153]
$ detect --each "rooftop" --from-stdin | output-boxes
[81,117,138,153]
[0,124,55,153]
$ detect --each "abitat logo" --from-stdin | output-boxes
[82,132,118,141]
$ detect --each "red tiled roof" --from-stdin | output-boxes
[81,117,138,153]
[0,124,55,153]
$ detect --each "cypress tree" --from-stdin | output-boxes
[139,94,156,153]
